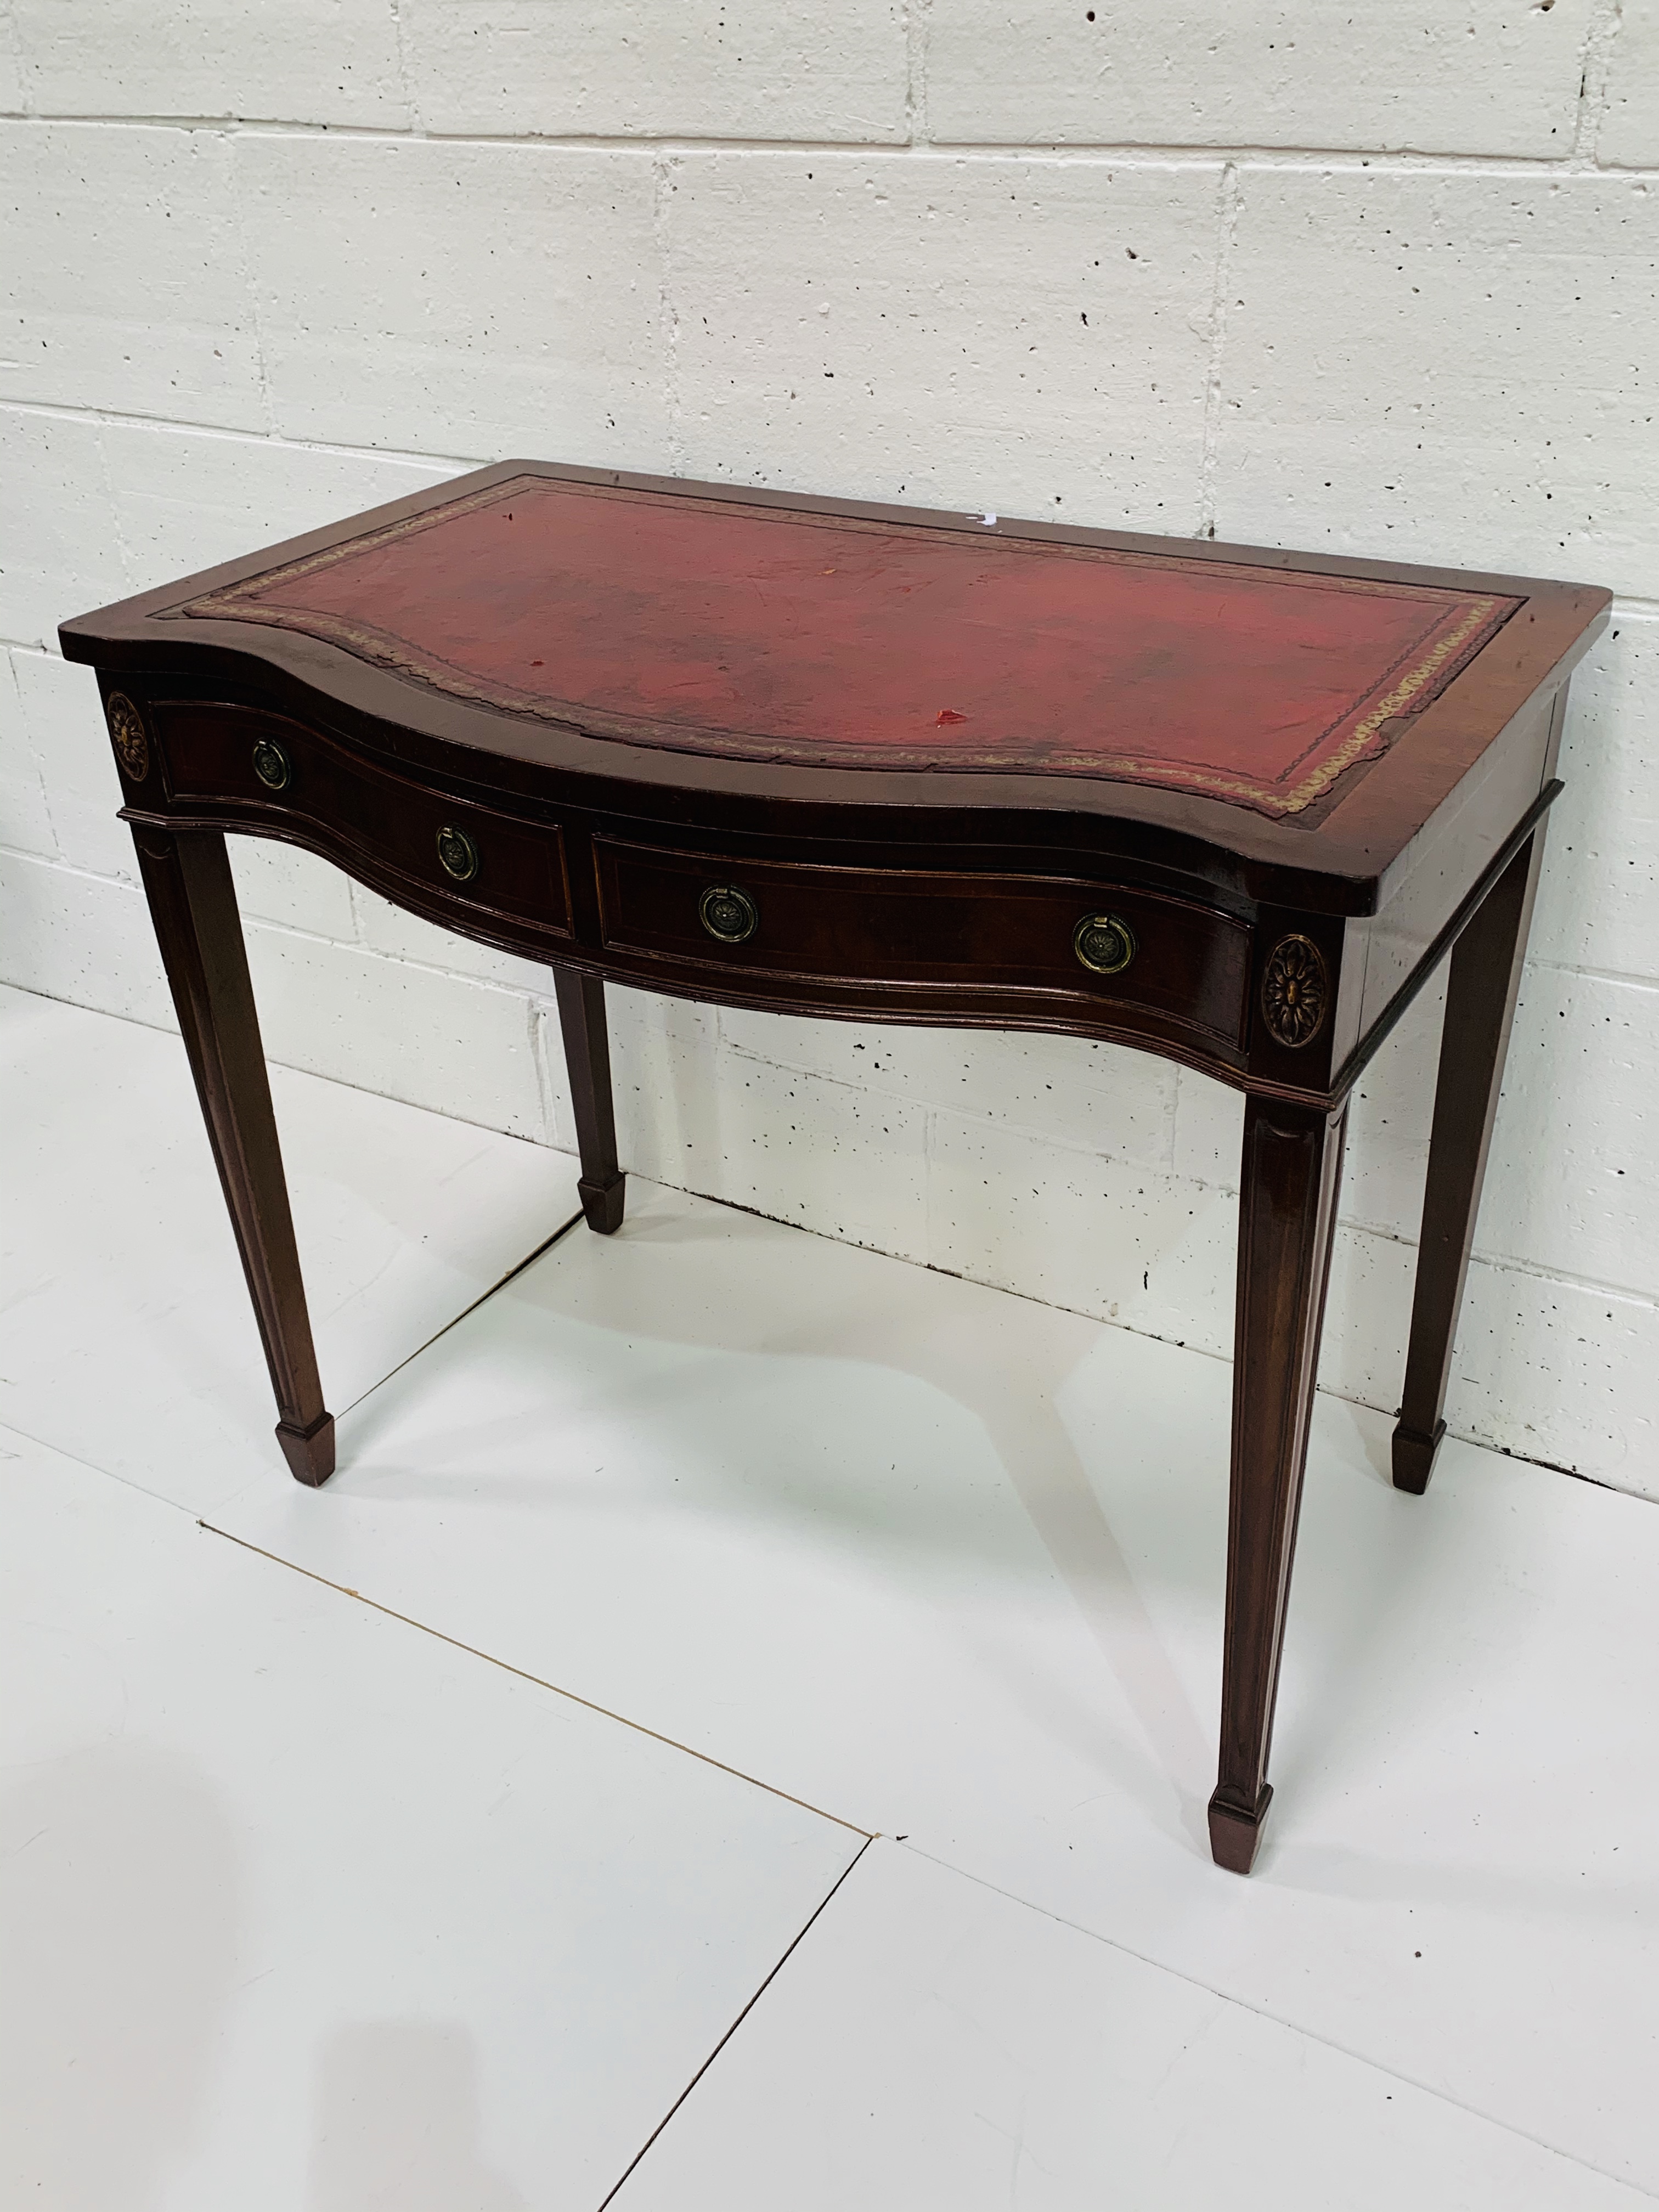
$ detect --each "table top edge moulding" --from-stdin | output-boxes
[61,460,1609,1877]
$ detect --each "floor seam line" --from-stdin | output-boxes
[892,1839,1658,2198]
[336,1205,586,1415]
[0,1417,222,1517]
[595,1836,875,2210]
[196,1518,874,1839]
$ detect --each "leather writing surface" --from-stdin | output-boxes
[180,476,1517,820]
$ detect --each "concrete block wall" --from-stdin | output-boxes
[2,2,1655,1494]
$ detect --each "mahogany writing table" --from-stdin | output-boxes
[61,463,1608,1872]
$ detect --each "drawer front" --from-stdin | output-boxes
[157,702,572,936]
[596,840,1250,1046]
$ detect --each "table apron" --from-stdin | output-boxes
[112,696,1562,1113]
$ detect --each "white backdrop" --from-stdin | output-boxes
[2,2,1654,1494]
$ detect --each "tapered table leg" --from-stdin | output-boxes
[132,826,334,1484]
[1209,1093,1348,1874]
[1392,830,1546,1494]
[553,967,626,1233]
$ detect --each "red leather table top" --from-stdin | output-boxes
[181,475,1518,823]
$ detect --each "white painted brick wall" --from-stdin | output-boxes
[1214,167,1659,597]
[13,1,411,127]
[237,135,670,461]
[1,408,132,646]
[399,1,911,143]
[923,1,1595,157]
[1601,0,1659,167]
[661,152,1219,522]
[1,122,265,428]
[0,11,24,116]
[97,420,464,593]
[2,0,1654,1495]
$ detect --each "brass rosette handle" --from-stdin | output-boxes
[1073,912,1137,977]
[699,884,759,944]
[436,824,480,883]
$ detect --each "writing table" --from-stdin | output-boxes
[61,463,1608,1871]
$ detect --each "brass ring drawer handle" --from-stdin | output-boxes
[1073,912,1137,975]
[252,737,291,792]
[700,884,758,944]
[437,824,480,883]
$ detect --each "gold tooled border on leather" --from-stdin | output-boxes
[171,477,1518,821]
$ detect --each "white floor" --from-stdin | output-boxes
[3,983,1655,2209]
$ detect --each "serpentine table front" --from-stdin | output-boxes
[61,462,1607,1872]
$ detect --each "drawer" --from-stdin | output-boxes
[156,702,572,938]
[595,840,1251,1046]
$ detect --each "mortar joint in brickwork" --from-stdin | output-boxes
[1195,159,1241,541]
[1571,0,1625,166]
[86,422,135,598]
[386,0,422,136]
[905,0,931,148]
[1,5,27,116]
[651,150,686,475]
[222,134,277,435]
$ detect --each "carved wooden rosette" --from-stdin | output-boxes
[1260,933,1329,1049]
[106,692,149,782]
